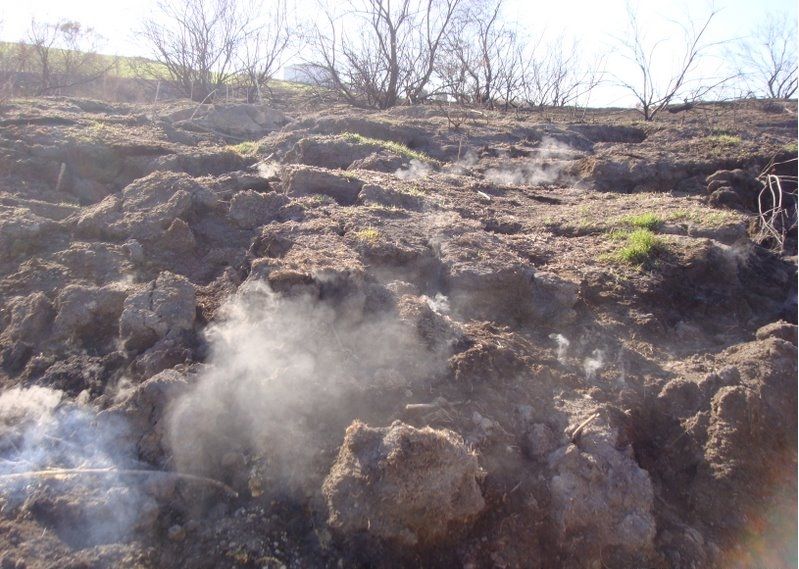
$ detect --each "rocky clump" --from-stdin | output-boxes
[323,420,485,546]
[755,319,798,345]
[349,151,407,173]
[227,190,291,229]
[0,207,62,262]
[284,136,377,170]
[73,170,217,241]
[548,417,657,562]
[198,105,288,138]
[281,165,363,205]
[643,333,798,563]
[359,183,425,211]
[101,368,191,464]
[439,228,577,325]
[53,283,129,346]
[705,169,761,210]
[118,272,196,353]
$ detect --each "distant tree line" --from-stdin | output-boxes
[0,0,796,119]
[0,19,116,97]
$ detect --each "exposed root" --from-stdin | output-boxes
[0,468,239,498]
[757,156,798,251]
[568,412,600,444]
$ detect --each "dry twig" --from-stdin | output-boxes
[756,156,798,251]
[0,468,239,498]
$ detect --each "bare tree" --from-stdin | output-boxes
[236,0,294,102]
[615,5,728,121]
[437,0,521,108]
[735,12,797,100]
[141,0,250,102]
[311,0,463,109]
[519,34,605,108]
[0,19,12,105]
[22,19,114,96]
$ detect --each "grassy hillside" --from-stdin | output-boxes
[0,40,170,79]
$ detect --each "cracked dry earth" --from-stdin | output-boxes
[0,96,796,569]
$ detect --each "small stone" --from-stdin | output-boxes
[524,423,557,459]
[124,239,145,262]
[167,524,186,542]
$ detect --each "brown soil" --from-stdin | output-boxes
[0,95,796,569]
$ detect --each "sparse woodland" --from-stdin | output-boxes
[0,0,796,117]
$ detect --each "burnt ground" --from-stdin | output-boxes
[0,93,796,569]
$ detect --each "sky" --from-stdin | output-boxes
[0,0,796,106]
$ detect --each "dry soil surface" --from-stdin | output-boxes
[0,95,796,569]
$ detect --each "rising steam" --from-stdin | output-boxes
[166,281,449,494]
[583,349,604,381]
[0,386,149,545]
[395,159,434,180]
[549,333,571,363]
[484,137,576,187]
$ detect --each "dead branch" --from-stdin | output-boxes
[756,156,798,251]
[0,467,239,498]
[567,412,600,444]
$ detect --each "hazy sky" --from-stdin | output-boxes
[1,0,796,106]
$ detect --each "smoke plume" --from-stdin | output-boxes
[549,333,571,363]
[0,386,148,546]
[583,349,605,381]
[483,137,577,187]
[395,159,433,180]
[166,281,449,495]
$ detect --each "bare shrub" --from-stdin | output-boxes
[615,6,731,121]
[734,12,797,100]
[437,0,522,108]
[234,0,294,103]
[141,0,250,102]
[16,19,115,96]
[757,157,798,251]
[519,34,605,108]
[310,0,463,109]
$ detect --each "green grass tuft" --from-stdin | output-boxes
[614,228,664,265]
[228,141,259,155]
[341,132,435,163]
[607,228,631,241]
[667,209,737,227]
[353,227,380,242]
[705,134,742,146]
[621,212,662,231]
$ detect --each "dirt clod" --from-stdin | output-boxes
[323,420,485,546]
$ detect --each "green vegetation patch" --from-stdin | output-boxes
[228,141,260,155]
[619,212,662,231]
[353,227,380,242]
[667,209,738,227]
[271,79,317,94]
[612,228,665,265]
[705,134,742,146]
[341,132,435,163]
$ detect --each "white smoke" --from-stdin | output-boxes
[256,160,280,178]
[583,349,604,381]
[395,159,433,180]
[548,333,571,363]
[424,293,451,315]
[0,387,149,546]
[483,137,577,187]
[446,150,478,175]
[166,281,448,495]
